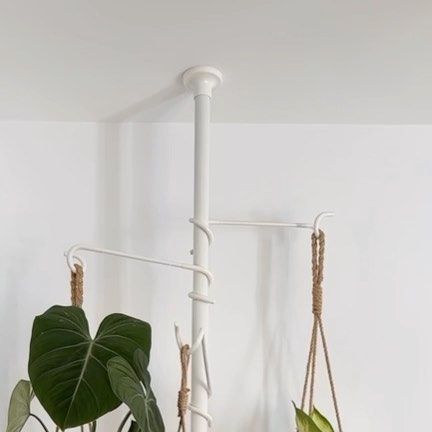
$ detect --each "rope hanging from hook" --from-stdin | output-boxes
[70,264,84,307]
[177,344,191,432]
[300,230,343,432]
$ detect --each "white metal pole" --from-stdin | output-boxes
[183,66,222,432]
[191,93,210,432]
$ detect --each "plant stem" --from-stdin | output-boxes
[117,411,132,432]
[29,414,49,432]
[92,421,97,432]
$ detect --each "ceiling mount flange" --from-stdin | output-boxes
[182,66,223,98]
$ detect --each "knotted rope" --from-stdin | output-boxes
[300,230,343,432]
[177,344,191,432]
[70,264,84,307]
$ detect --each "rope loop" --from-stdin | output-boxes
[177,344,191,432]
[70,263,84,307]
[311,230,324,317]
[301,230,343,432]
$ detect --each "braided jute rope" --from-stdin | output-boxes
[300,230,343,432]
[70,264,84,307]
[177,344,191,432]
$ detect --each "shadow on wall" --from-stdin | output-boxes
[92,80,193,430]
[94,77,188,314]
[102,73,188,123]
[257,233,295,431]
[217,231,298,431]
[95,124,124,315]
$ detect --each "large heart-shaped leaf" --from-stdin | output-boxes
[311,407,335,432]
[107,349,164,432]
[28,305,151,429]
[6,380,34,432]
[294,405,322,432]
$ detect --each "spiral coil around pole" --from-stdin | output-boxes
[175,217,215,428]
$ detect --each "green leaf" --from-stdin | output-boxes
[294,405,322,432]
[107,350,164,432]
[128,420,141,432]
[28,305,151,430]
[6,380,34,432]
[311,407,335,432]
[133,349,151,388]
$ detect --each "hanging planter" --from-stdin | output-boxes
[293,230,343,432]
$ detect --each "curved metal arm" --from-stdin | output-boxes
[64,244,213,283]
[313,211,335,236]
[210,211,335,236]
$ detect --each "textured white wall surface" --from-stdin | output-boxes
[1,122,432,431]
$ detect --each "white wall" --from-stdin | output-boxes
[1,122,432,431]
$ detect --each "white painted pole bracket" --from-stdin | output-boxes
[182,66,223,98]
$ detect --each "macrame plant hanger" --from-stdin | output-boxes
[300,230,343,432]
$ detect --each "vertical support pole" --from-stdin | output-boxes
[192,92,211,432]
[183,66,223,432]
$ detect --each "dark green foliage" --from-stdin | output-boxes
[28,306,151,429]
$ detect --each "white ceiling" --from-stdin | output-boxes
[1,0,431,123]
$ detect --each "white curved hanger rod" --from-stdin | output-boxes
[65,244,213,283]
[65,212,332,279]
[210,211,335,236]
